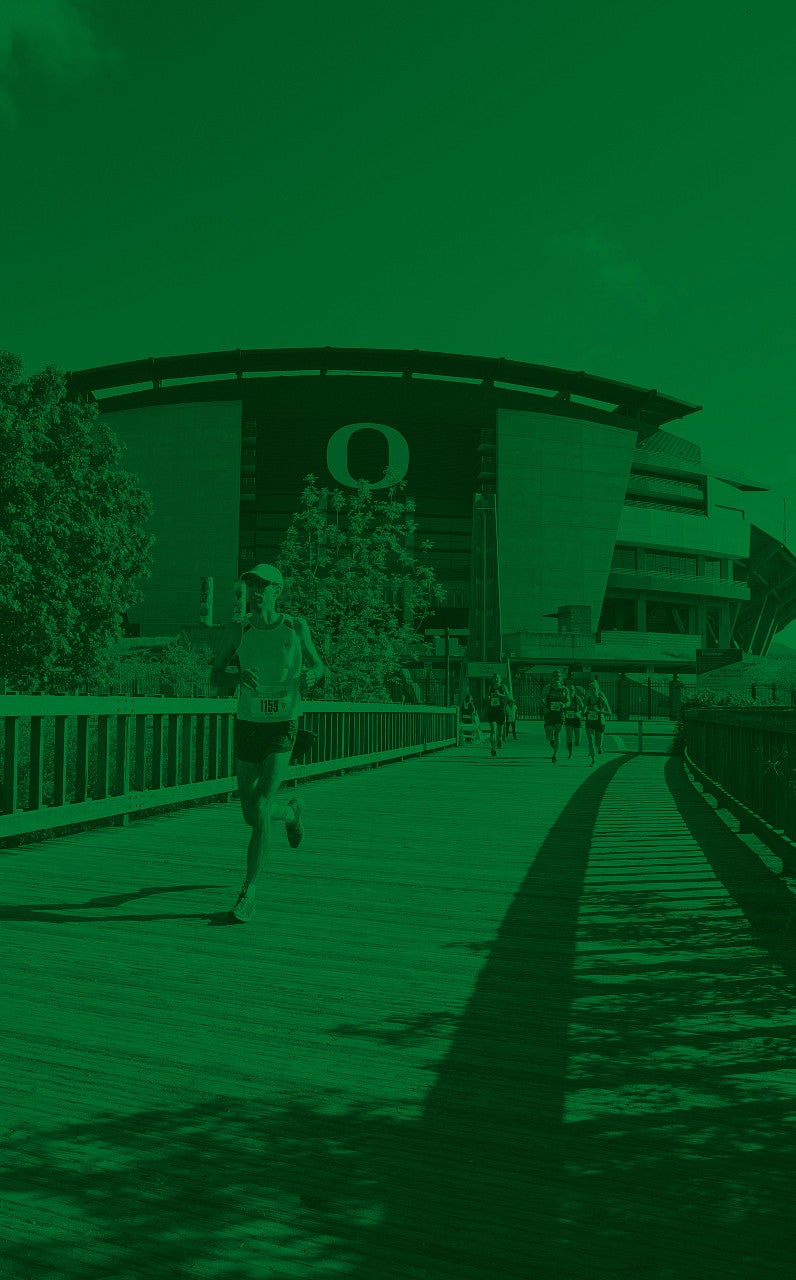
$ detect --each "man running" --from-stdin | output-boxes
[541,669,570,763]
[485,673,510,757]
[210,564,325,923]
[583,678,612,766]
[563,680,583,760]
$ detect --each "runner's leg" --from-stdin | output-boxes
[242,750,294,887]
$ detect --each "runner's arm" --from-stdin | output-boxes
[294,616,325,689]
[210,621,244,695]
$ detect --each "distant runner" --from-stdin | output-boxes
[505,695,518,740]
[210,564,325,923]
[583,678,612,766]
[485,674,511,757]
[460,690,483,744]
[541,669,571,764]
[563,680,583,760]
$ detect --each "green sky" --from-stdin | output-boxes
[3,0,795,641]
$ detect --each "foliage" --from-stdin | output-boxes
[0,353,154,692]
[276,475,445,701]
[108,635,215,695]
[670,686,763,754]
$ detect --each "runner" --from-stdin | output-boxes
[563,680,584,760]
[583,678,612,766]
[541,669,571,763]
[460,690,483,745]
[484,673,510,757]
[505,694,519,740]
[210,564,325,923]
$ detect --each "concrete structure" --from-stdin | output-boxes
[68,347,796,674]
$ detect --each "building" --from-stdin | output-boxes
[68,347,796,676]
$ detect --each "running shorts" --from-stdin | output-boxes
[565,716,581,728]
[234,717,298,762]
[486,709,506,725]
[544,710,564,727]
[585,714,604,731]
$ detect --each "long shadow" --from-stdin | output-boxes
[0,884,226,924]
[336,752,633,1280]
[0,756,630,1279]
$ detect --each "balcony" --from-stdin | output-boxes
[596,630,701,661]
[607,565,750,601]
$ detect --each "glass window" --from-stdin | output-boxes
[612,546,636,571]
[704,558,722,579]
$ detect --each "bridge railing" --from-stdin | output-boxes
[0,696,458,840]
[683,707,796,852]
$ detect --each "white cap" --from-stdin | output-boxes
[241,563,283,587]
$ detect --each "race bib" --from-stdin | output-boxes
[490,695,501,706]
[256,685,290,720]
[586,711,602,723]
[550,700,565,711]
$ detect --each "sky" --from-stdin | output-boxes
[2,0,796,641]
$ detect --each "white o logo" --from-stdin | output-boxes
[326,422,409,489]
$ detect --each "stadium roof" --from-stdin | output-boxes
[67,347,701,429]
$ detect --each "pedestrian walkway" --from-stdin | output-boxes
[1,729,795,1279]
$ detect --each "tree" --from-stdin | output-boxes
[0,354,154,692]
[277,475,445,701]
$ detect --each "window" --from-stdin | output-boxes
[611,546,637,571]
[704,558,722,580]
[598,598,637,631]
[705,607,723,645]
[646,602,691,634]
[643,551,698,578]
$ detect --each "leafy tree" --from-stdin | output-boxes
[0,354,154,692]
[277,475,445,701]
[109,635,215,695]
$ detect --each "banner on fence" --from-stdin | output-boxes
[696,648,744,676]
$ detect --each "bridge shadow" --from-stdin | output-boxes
[1,755,637,1279]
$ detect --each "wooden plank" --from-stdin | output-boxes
[95,714,110,800]
[2,739,796,1280]
[52,715,68,807]
[74,715,89,803]
[28,715,45,811]
[2,716,18,813]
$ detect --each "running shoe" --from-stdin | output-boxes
[552,754,557,764]
[229,880,256,923]
[286,796,305,849]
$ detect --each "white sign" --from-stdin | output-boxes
[467,662,508,678]
[326,422,409,490]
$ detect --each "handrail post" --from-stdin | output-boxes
[2,717,18,814]
[115,713,131,825]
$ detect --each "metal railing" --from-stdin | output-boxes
[0,696,458,840]
[683,707,796,862]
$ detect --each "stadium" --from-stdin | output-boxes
[68,347,796,704]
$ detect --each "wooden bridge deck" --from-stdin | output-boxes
[2,727,796,1280]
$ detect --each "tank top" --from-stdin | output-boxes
[545,684,569,712]
[234,614,303,724]
[584,691,606,723]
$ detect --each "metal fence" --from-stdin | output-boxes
[0,696,457,840]
[683,707,796,854]
[511,675,683,721]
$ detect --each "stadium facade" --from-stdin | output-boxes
[68,347,796,676]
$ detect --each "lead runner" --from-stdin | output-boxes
[210,563,325,923]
